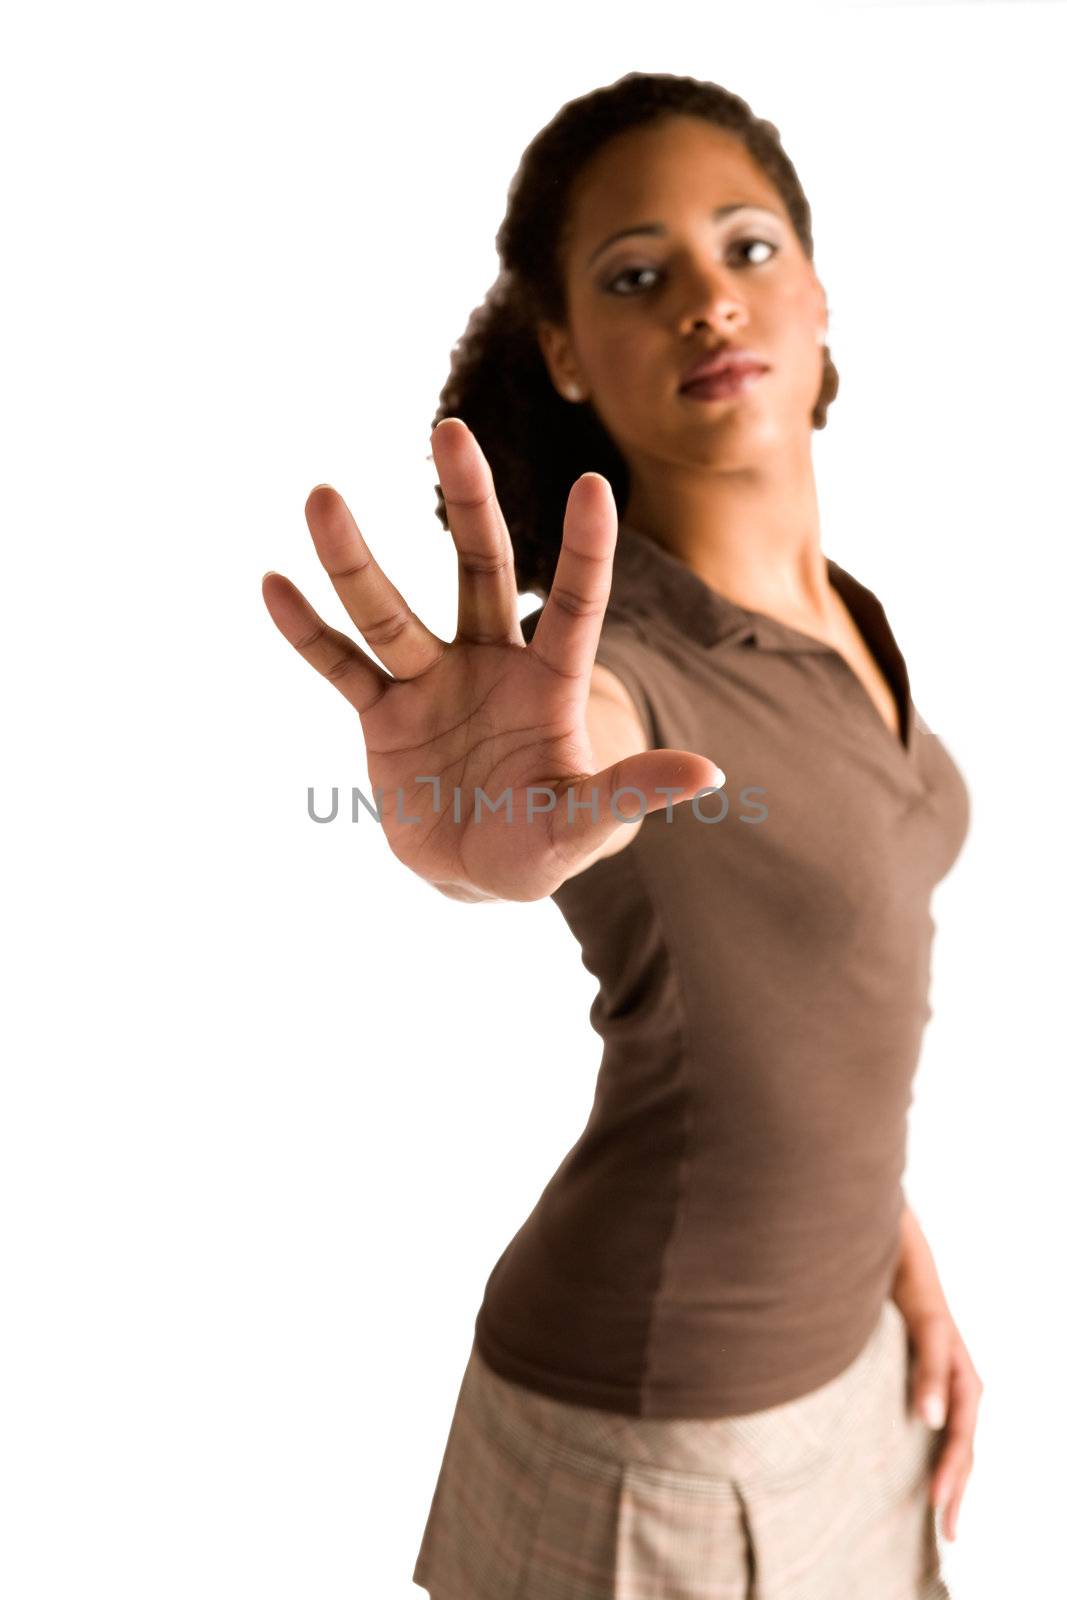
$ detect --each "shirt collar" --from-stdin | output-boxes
[609,517,757,649]
[612,516,884,660]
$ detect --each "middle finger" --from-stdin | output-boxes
[430,418,525,649]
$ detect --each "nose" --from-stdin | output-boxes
[675,258,748,340]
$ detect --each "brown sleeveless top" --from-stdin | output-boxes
[473,518,971,1419]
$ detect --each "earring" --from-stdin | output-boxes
[565,382,584,401]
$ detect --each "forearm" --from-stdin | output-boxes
[893,1200,950,1316]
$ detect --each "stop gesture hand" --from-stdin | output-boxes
[261,419,723,902]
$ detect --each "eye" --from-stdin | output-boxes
[604,237,779,296]
[604,265,662,296]
[729,236,779,266]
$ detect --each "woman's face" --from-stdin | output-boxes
[539,115,828,474]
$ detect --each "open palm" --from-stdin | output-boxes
[261,419,722,902]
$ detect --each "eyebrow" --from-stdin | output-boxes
[586,202,783,269]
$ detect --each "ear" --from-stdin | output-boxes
[813,276,829,343]
[537,319,584,401]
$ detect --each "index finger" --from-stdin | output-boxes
[523,471,618,686]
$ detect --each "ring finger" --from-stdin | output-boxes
[304,483,444,680]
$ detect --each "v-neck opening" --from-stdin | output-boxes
[825,563,912,755]
[740,563,913,756]
[612,520,913,756]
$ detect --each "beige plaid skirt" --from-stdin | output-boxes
[411,1297,951,1599]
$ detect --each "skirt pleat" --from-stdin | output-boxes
[411,1297,952,1600]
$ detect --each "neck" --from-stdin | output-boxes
[621,436,835,628]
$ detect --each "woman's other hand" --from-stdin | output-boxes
[894,1293,984,1542]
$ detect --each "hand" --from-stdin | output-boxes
[895,1298,984,1542]
[261,417,724,902]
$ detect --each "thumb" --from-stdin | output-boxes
[590,746,726,827]
[547,747,725,870]
[908,1315,953,1429]
[600,747,726,815]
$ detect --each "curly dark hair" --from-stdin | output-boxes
[430,71,840,598]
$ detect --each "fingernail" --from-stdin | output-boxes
[921,1394,946,1429]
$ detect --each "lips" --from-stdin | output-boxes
[679,347,769,391]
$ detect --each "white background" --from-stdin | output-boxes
[2,1,1064,1595]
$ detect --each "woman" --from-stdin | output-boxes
[262,71,983,1600]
